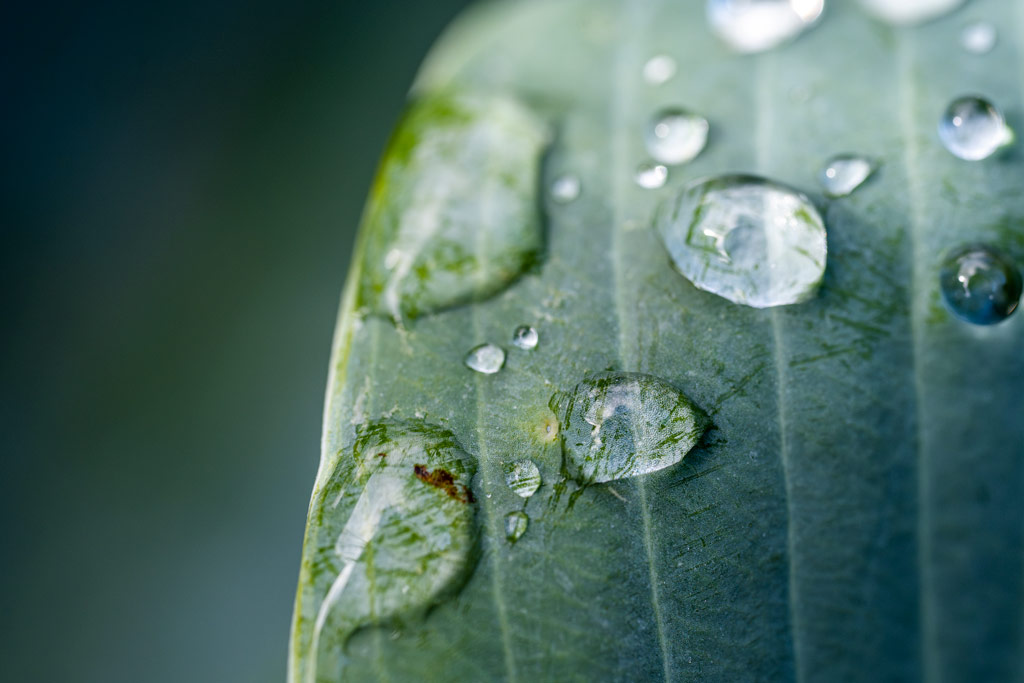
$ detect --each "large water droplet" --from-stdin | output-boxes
[635,162,669,189]
[707,0,824,54]
[465,344,506,374]
[642,55,677,85]
[961,21,996,54]
[550,174,581,203]
[505,459,541,498]
[858,0,963,25]
[551,373,709,485]
[939,96,1012,161]
[939,245,1022,325]
[656,175,828,308]
[504,511,529,542]
[512,325,538,350]
[645,109,710,165]
[820,154,877,198]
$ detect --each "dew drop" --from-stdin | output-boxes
[504,511,529,543]
[642,54,677,85]
[656,175,828,308]
[707,0,824,54]
[464,344,506,374]
[939,96,1013,161]
[819,154,877,198]
[512,325,539,350]
[961,21,996,54]
[645,109,710,165]
[858,0,963,25]
[505,459,542,498]
[550,174,581,203]
[939,245,1022,325]
[635,162,669,189]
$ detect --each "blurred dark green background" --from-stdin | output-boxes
[0,1,471,680]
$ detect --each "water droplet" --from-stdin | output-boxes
[858,0,963,25]
[961,21,996,54]
[635,162,669,189]
[645,109,710,165]
[707,0,824,54]
[642,54,677,85]
[551,372,709,485]
[939,96,1013,161]
[656,175,828,308]
[512,325,539,350]
[504,511,529,542]
[505,459,542,498]
[550,174,581,203]
[939,245,1022,325]
[819,154,877,198]
[465,344,506,374]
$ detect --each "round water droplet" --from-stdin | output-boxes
[939,96,1012,161]
[505,459,541,498]
[656,175,828,308]
[504,511,529,543]
[858,0,963,25]
[550,174,581,203]
[642,54,677,85]
[939,245,1022,325]
[464,344,506,374]
[819,154,877,198]
[645,109,710,165]
[707,0,824,54]
[635,162,669,189]
[512,325,538,350]
[961,21,996,54]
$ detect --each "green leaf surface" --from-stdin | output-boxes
[292,0,1024,680]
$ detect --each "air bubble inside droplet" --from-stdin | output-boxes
[642,55,677,85]
[505,460,541,498]
[939,245,1022,325]
[550,174,581,203]
[512,325,539,350]
[464,344,506,374]
[707,0,824,54]
[961,21,996,54]
[939,96,1012,161]
[504,511,529,542]
[635,163,669,189]
[645,109,710,165]
[819,155,877,198]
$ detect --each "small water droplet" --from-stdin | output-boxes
[819,154,877,198]
[961,21,996,54]
[550,174,581,203]
[505,459,542,498]
[464,344,506,374]
[707,0,824,54]
[645,109,710,165]
[858,0,963,25]
[635,162,669,189]
[504,511,529,542]
[642,54,677,85]
[512,325,539,350]
[657,175,828,308]
[939,96,1013,161]
[939,245,1022,325]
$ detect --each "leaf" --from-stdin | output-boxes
[291,1,1024,681]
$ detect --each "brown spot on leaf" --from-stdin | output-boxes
[375,452,387,458]
[413,464,474,503]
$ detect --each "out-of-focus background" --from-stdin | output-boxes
[0,1,472,680]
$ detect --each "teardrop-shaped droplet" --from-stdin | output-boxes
[819,154,877,198]
[512,325,538,350]
[707,0,824,54]
[505,459,541,498]
[939,245,1022,325]
[645,109,710,165]
[550,174,581,203]
[504,511,529,542]
[642,55,677,85]
[939,96,1013,161]
[656,175,828,308]
[635,162,669,189]
[465,344,506,374]
[961,21,996,54]
[551,372,709,485]
[858,0,963,25]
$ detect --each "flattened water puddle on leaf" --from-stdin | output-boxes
[551,372,708,485]
[707,0,824,54]
[305,420,478,683]
[939,244,1022,325]
[656,174,827,308]
[358,93,549,322]
[858,0,963,25]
